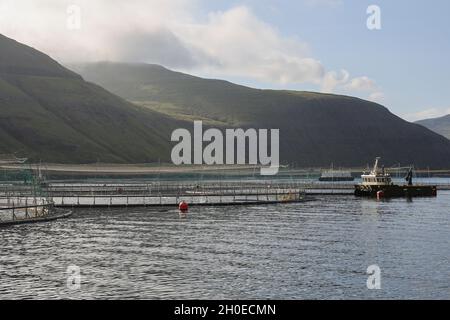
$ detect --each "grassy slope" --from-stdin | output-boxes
[0,34,184,163]
[72,62,450,168]
[2,31,449,168]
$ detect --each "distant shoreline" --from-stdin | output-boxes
[0,163,263,175]
[2,163,450,177]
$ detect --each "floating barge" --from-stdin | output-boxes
[354,157,437,198]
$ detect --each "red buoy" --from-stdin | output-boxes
[377,190,384,200]
[179,201,189,212]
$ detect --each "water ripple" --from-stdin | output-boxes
[1,192,449,299]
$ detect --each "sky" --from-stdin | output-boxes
[0,0,449,121]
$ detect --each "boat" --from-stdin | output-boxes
[354,157,437,198]
[319,169,354,182]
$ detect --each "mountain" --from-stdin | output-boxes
[416,115,450,140]
[71,62,450,168]
[0,34,185,163]
[2,33,450,168]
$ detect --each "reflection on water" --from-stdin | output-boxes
[0,191,449,299]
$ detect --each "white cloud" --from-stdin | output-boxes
[321,70,349,92]
[0,1,325,84]
[178,6,324,84]
[344,76,377,92]
[0,0,381,100]
[0,0,195,62]
[321,72,384,103]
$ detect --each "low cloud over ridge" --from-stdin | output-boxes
[0,0,381,100]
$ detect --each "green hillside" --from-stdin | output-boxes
[2,32,450,168]
[0,34,182,163]
[72,62,450,168]
[416,115,450,140]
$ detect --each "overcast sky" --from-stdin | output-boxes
[1,0,449,121]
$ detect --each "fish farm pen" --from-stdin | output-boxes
[0,165,71,225]
[44,181,307,207]
[1,163,450,213]
[0,196,48,220]
[0,181,306,208]
[0,165,307,208]
[32,179,450,206]
[0,195,71,226]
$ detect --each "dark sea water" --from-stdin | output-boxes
[1,190,449,299]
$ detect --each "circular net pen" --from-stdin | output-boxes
[0,197,71,226]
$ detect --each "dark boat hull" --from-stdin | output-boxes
[354,184,437,198]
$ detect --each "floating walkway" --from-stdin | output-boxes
[51,188,305,207]
[25,182,307,208]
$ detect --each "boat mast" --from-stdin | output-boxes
[372,157,380,175]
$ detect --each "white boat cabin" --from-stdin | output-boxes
[361,157,393,186]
